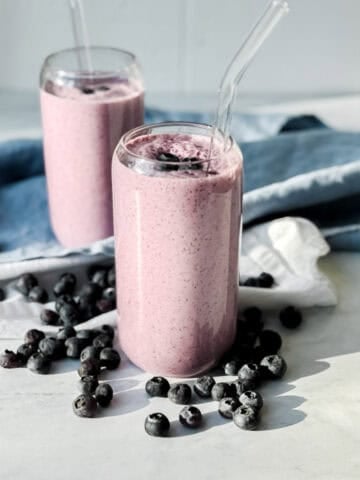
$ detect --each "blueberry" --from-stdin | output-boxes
[93,334,113,349]
[17,343,37,361]
[65,337,86,359]
[72,394,97,418]
[91,269,108,289]
[24,329,45,346]
[243,277,259,287]
[99,348,121,370]
[107,266,116,287]
[55,294,76,312]
[0,349,23,368]
[56,325,76,341]
[27,352,51,374]
[218,397,241,419]
[0,287,5,301]
[95,383,113,407]
[260,355,287,379]
[144,413,170,437]
[233,405,259,430]
[28,286,48,303]
[76,329,95,344]
[78,358,100,377]
[238,363,261,388]
[15,273,38,296]
[53,278,74,297]
[229,380,246,397]
[279,306,302,329]
[79,283,102,302]
[241,307,264,334]
[97,324,115,340]
[168,383,192,404]
[179,406,203,428]
[80,303,100,321]
[96,298,115,314]
[243,306,262,323]
[97,85,110,92]
[194,376,216,398]
[39,337,65,360]
[145,376,170,397]
[224,359,241,376]
[259,330,282,354]
[81,88,95,94]
[80,346,101,363]
[239,390,263,411]
[40,309,61,326]
[59,303,82,326]
[258,272,274,288]
[102,287,116,301]
[211,382,234,401]
[78,375,99,395]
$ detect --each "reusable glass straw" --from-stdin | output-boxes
[68,0,94,73]
[209,0,289,157]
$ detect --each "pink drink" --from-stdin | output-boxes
[112,123,243,376]
[40,48,144,247]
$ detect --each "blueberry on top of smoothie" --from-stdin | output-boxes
[81,87,95,94]
[97,85,110,91]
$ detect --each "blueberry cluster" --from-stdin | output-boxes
[240,272,275,288]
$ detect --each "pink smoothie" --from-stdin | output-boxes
[112,130,243,376]
[40,79,144,247]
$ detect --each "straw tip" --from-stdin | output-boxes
[272,0,290,13]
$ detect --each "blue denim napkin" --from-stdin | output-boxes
[0,109,359,261]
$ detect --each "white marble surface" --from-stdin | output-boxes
[0,252,359,480]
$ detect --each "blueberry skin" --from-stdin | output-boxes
[224,360,241,376]
[80,346,101,363]
[145,377,170,397]
[78,359,100,377]
[0,287,5,301]
[229,380,246,397]
[179,406,203,428]
[238,363,261,387]
[56,326,76,341]
[218,397,241,419]
[92,334,113,349]
[65,337,87,359]
[243,277,259,287]
[107,266,116,287]
[279,306,302,329]
[239,391,264,411]
[0,349,23,368]
[258,272,274,288]
[80,303,100,321]
[211,382,234,401]
[99,348,121,370]
[242,306,263,323]
[95,383,113,407]
[28,286,48,303]
[194,376,216,398]
[78,376,99,395]
[27,352,51,374]
[72,394,97,418]
[97,324,115,340]
[17,343,37,361]
[24,329,45,346]
[59,303,82,327]
[78,282,102,303]
[260,355,287,379]
[15,273,38,296]
[168,383,192,405]
[233,405,259,430]
[53,273,76,297]
[55,294,77,313]
[144,413,170,437]
[96,299,115,314]
[91,269,108,289]
[102,287,116,301]
[40,309,61,326]
[38,337,65,360]
[259,330,282,354]
[76,329,95,343]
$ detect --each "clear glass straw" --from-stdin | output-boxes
[68,0,94,73]
[210,0,289,157]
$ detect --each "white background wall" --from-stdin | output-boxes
[0,0,359,98]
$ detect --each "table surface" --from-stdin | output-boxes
[1,92,360,480]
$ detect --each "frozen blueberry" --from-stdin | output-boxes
[99,348,121,370]
[97,324,115,340]
[72,394,97,418]
[102,287,116,302]
[78,358,100,377]
[233,405,259,430]
[211,382,234,401]
[56,325,76,341]
[279,306,302,329]
[39,337,65,360]
[260,354,287,379]
[0,287,5,301]
[0,349,23,368]
[96,299,115,314]
[24,329,45,346]
[59,303,82,326]
[258,272,275,288]
[65,337,86,359]
[179,406,203,428]
[238,363,261,388]
[27,352,51,374]
[168,383,192,404]
[55,294,77,312]
[28,286,48,303]
[81,87,95,94]
[80,346,101,363]
[40,309,61,326]
[93,333,113,349]
[17,343,37,361]
[78,375,99,395]
[107,266,116,287]
[194,376,216,398]
[239,390,263,411]
[144,413,170,437]
[259,330,282,354]
[218,397,241,419]
[15,273,38,296]
[90,269,108,289]
[95,383,113,407]
[145,376,170,397]
[223,359,241,376]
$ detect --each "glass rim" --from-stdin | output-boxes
[43,46,138,80]
[117,121,234,165]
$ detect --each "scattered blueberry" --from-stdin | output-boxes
[224,359,241,376]
[17,343,37,361]
[211,382,234,401]
[27,352,51,374]
[279,306,302,329]
[243,277,259,287]
[194,376,216,398]
[229,380,245,397]
[99,348,121,370]
[15,273,38,296]
[59,303,82,326]
[80,346,101,363]
[78,358,100,377]
[259,330,282,354]
[56,326,76,341]
[39,337,65,360]
[73,394,97,417]
[40,309,61,326]
[90,269,108,289]
[80,303,100,321]
[0,349,22,368]
[95,383,113,407]
[145,376,170,397]
[0,287,5,301]
[239,391,263,411]
[168,383,192,405]
[55,294,77,313]
[144,413,170,437]
[218,397,241,419]
[76,329,95,344]
[97,85,110,91]
[233,405,259,430]
[102,287,116,302]
[258,272,275,288]
[179,406,203,428]
[81,88,95,95]
[78,375,99,395]
[260,355,287,379]
[96,298,115,314]
[79,282,103,302]
[65,337,86,359]
[28,286,48,303]
[93,334,113,349]
[107,266,116,287]
[238,363,261,389]
[24,329,45,346]
[97,325,115,340]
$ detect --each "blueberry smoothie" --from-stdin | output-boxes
[112,123,243,376]
[40,48,144,247]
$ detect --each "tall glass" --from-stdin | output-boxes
[40,46,144,247]
[112,122,243,376]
